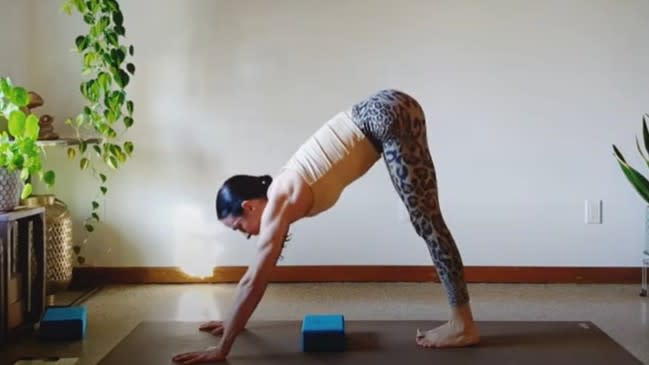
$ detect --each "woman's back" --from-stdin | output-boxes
[267,168,315,224]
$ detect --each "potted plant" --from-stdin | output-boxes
[612,114,649,206]
[0,77,56,211]
[612,114,649,297]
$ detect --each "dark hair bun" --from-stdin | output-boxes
[260,175,272,185]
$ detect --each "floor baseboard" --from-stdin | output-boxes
[69,265,642,288]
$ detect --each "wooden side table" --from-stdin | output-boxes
[0,207,46,345]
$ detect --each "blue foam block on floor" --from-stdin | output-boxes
[39,306,87,341]
[301,313,345,352]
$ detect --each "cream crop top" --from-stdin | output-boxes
[282,109,380,217]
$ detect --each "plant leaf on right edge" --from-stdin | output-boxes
[613,144,649,204]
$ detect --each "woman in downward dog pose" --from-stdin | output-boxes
[173,89,480,364]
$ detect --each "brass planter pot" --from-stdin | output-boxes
[22,194,74,295]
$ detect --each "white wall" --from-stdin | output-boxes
[4,0,649,272]
[0,1,31,92]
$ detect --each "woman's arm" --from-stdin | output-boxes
[217,192,291,355]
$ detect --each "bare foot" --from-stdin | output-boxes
[415,320,480,348]
[415,303,480,348]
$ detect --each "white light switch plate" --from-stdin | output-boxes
[585,200,602,224]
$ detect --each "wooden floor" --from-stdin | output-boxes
[1,283,647,364]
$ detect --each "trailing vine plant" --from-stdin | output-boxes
[61,0,135,264]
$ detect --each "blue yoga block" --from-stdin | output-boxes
[39,306,87,341]
[301,313,345,352]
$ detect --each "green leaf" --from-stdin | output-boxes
[80,77,97,98]
[24,114,39,139]
[129,45,134,56]
[124,116,134,128]
[111,48,126,65]
[61,1,73,15]
[97,123,109,135]
[110,90,125,108]
[642,114,649,157]
[73,245,81,254]
[92,212,100,221]
[87,0,100,12]
[2,103,17,118]
[102,52,115,68]
[75,35,88,52]
[126,100,134,115]
[124,141,134,155]
[613,144,627,163]
[80,157,90,170]
[90,79,101,102]
[67,147,76,159]
[72,0,85,12]
[105,31,118,47]
[83,13,94,24]
[113,109,124,123]
[21,183,32,200]
[112,10,124,26]
[79,140,87,153]
[92,20,103,37]
[99,173,107,183]
[115,69,129,88]
[98,72,111,89]
[93,144,102,156]
[20,168,29,181]
[635,137,649,169]
[0,77,11,95]
[43,170,55,186]
[613,151,649,204]
[104,109,117,123]
[107,155,118,169]
[106,0,119,11]
[115,25,125,36]
[98,16,110,32]
[100,186,108,194]
[77,255,86,264]
[8,110,26,137]
[11,153,24,170]
[126,63,135,75]
[11,87,28,107]
[90,25,101,39]
[109,144,122,156]
[75,113,86,127]
[92,200,99,209]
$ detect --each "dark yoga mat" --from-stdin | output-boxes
[98,320,643,365]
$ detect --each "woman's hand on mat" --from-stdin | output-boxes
[172,347,226,364]
[199,321,225,336]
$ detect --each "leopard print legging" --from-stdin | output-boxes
[351,89,469,306]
